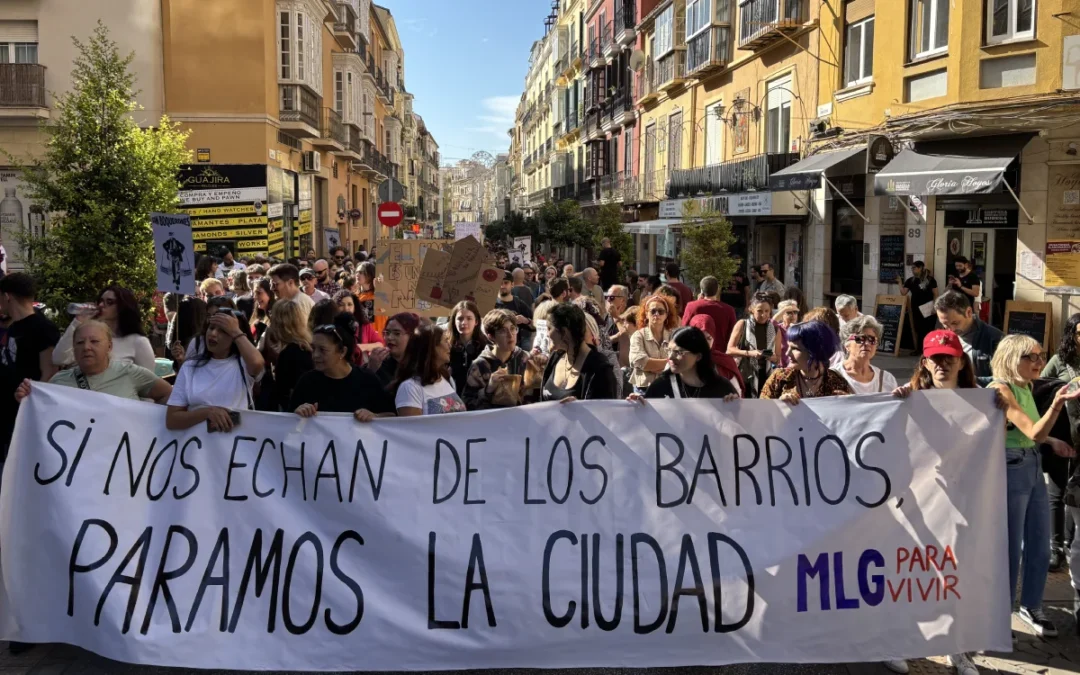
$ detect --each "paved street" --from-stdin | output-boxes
[2,569,1077,675]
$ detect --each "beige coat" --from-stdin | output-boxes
[629,326,671,388]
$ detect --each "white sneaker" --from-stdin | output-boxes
[948,652,979,675]
[883,660,909,674]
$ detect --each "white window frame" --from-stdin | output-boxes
[334,70,344,115]
[765,75,792,154]
[705,100,723,166]
[986,0,1035,45]
[296,12,305,80]
[845,16,875,87]
[909,0,949,59]
[687,0,712,40]
[655,6,675,56]
[279,12,291,79]
[0,42,37,64]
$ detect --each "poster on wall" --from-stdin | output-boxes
[1045,241,1080,288]
[1047,166,1080,240]
[0,169,47,270]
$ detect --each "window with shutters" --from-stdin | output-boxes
[765,76,792,154]
[0,43,37,64]
[280,12,291,78]
[624,130,633,175]
[334,70,345,114]
[278,5,323,94]
[844,17,874,86]
[986,0,1034,44]
[909,0,949,58]
[656,6,675,56]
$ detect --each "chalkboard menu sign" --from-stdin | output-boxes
[879,235,905,283]
[1004,301,1053,351]
[873,295,908,356]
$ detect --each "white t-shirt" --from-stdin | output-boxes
[168,355,259,411]
[216,261,247,279]
[394,376,466,415]
[831,364,898,395]
[304,288,330,304]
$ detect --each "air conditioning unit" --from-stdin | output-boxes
[302,150,321,174]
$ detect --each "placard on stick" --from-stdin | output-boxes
[151,213,195,295]
[874,294,909,356]
[1004,300,1052,352]
[374,238,452,318]
[415,235,501,314]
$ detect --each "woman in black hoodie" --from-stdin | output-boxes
[540,303,617,402]
[449,300,488,396]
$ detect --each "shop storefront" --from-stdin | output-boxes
[874,134,1030,329]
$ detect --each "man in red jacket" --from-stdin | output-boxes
[682,275,737,348]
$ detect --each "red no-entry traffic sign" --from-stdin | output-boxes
[378,201,403,227]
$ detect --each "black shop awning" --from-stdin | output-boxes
[873,134,1031,196]
[768,146,866,190]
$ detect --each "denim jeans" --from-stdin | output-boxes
[1006,447,1050,610]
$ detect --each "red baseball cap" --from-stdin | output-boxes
[923,330,963,358]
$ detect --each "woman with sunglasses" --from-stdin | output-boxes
[727,292,781,398]
[988,335,1080,639]
[56,286,155,371]
[760,320,851,403]
[628,326,739,402]
[833,315,897,394]
[449,300,488,396]
[166,309,265,432]
[292,313,394,422]
[463,309,533,410]
[367,312,421,388]
[629,294,679,395]
[393,324,467,416]
[773,299,800,331]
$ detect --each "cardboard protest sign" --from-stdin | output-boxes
[151,213,195,295]
[374,238,452,318]
[415,235,501,314]
[0,385,1010,671]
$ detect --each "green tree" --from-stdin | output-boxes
[680,202,739,292]
[13,23,190,325]
[590,203,633,276]
[538,199,591,251]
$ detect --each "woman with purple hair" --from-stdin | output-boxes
[760,320,852,403]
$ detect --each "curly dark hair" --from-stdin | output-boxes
[333,290,370,327]
[548,302,588,363]
[1059,313,1080,369]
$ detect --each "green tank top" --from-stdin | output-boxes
[1000,381,1038,449]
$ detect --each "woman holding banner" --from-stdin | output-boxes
[261,300,313,410]
[393,324,467,416]
[540,303,617,402]
[833,315,898,395]
[449,300,487,396]
[17,320,172,404]
[166,310,265,433]
[988,335,1080,640]
[759,321,851,403]
[627,326,738,402]
[291,313,394,421]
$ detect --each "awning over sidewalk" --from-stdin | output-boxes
[768,146,866,190]
[873,134,1031,196]
[623,219,681,235]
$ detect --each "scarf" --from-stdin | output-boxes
[743,318,776,353]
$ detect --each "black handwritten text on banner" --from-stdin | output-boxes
[0,385,1010,670]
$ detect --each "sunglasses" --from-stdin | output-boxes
[1021,352,1047,364]
[847,335,878,346]
[649,308,667,316]
[333,255,345,261]
[605,294,625,300]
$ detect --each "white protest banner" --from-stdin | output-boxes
[455,222,482,241]
[0,386,1010,671]
[151,213,196,295]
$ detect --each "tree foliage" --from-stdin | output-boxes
[483,211,539,251]
[14,23,190,325]
[538,199,591,251]
[590,203,633,276]
[680,202,739,291]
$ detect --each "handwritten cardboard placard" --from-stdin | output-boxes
[415,235,501,314]
[375,238,452,318]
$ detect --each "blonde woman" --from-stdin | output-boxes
[774,299,800,330]
[629,294,678,394]
[263,300,314,411]
[990,335,1080,638]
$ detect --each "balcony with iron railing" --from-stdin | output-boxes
[314,107,346,150]
[601,20,618,58]
[528,187,552,207]
[598,171,627,203]
[614,0,637,46]
[738,0,804,50]
[333,2,358,50]
[0,64,47,114]
[565,101,580,132]
[687,24,732,76]
[280,84,321,137]
[587,36,606,69]
[667,152,799,197]
[635,61,657,105]
[657,51,687,92]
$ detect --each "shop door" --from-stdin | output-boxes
[944,226,1016,328]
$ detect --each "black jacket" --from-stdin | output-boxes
[541,347,618,401]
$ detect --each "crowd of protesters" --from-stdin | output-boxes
[3,239,1080,672]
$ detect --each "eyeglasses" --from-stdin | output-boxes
[669,348,689,359]
[383,329,404,339]
[847,335,878,346]
[497,326,519,336]
[1022,352,1047,364]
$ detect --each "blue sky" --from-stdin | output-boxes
[382,0,552,164]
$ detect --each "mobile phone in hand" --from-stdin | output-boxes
[207,411,242,432]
